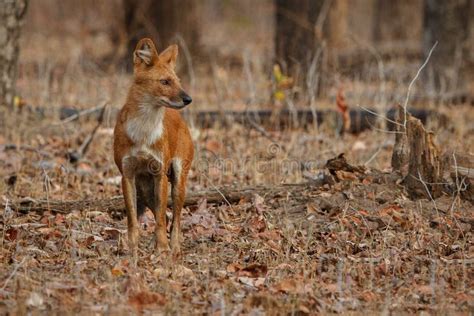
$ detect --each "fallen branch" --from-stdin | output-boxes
[56,103,107,125]
[6,183,310,216]
[67,104,108,163]
[189,108,435,133]
[23,104,439,134]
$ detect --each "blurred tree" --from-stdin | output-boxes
[275,0,326,77]
[423,0,473,95]
[274,0,334,99]
[123,0,200,65]
[0,0,28,108]
[373,0,423,46]
[274,0,376,96]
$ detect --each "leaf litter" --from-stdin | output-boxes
[0,113,473,314]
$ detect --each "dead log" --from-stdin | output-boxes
[188,108,434,133]
[325,153,365,174]
[22,104,439,134]
[403,114,444,199]
[5,183,309,216]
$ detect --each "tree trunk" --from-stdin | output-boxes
[373,0,423,46]
[0,0,28,108]
[7,184,310,215]
[275,0,326,79]
[274,0,377,95]
[423,0,473,95]
[122,0,200,69]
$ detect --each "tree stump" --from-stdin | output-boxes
[403,114,444,199]
[391,105,409,172]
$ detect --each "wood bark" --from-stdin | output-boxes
[0,0,28,108]
[391,105,409,172]
[6,184,309,216]
[403,113,444,199]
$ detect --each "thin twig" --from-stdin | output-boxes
[199,172,234,211]
[417,171,438,214]
[57,102,107,125]
[67,104,108,163]
[1,256,28,291]
[314,0,332,36]
[357,104,402,127]
[366,120,406,134]
[403,42,438,127]
[365,144,384,166]
[3,144,52,159]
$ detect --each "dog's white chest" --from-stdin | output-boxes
[126,106,165,146]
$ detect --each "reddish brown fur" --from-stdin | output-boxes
[113,38,194,259]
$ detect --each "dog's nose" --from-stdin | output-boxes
[182,94,192,105]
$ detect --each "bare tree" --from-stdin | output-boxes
[423,0,473,95]
[274,0,326,76]
[373,0,423,47]
[122,0,200,62]
[0,0,28,108]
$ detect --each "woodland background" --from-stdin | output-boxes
[0,0,473,314]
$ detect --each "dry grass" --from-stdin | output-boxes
[0,1,473,314]
[1,105,472,314]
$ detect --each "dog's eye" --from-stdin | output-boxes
[160,79,170,85]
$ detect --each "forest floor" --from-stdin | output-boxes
[1,8,473,312]
[0,103,472,314]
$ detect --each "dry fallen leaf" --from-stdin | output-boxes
[128,290,166,310]
[306,203,318,214]
[238,277,266,288]
[226,262,243,273]
[26,292,44,308]
[236,264,268,278]
[359,290,378,302]
[335,170,358,181]
[5,227,19,241]
[248,216,266,233]
[111,267,125,277]
[101,227,123,240]
[54,213,65,225]
[254,194,267,215]
[272,278,308,294]
[255,229,281,241]
[173,265,194,279]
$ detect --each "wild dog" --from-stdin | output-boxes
[113,38,194,259]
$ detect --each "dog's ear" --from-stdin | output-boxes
[134,38,159,66]
[158,44,178,69]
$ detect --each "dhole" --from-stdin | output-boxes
[114,38,194,258]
